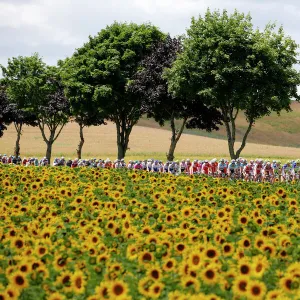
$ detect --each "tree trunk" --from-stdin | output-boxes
[14,123,22,157]
[167,117,187,161]
[76,123,84,159]
[46,141,53,164]
[235,121,254,158]
[45,130,55,164]
[116,120,132,160]
[224,118,253,159]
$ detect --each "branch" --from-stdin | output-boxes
[53,123,66,142]
[38,120,49,143]
[175,117,187,143]
[235,121,254,158]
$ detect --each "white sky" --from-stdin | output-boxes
[0,0,299,66]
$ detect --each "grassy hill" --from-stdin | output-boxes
[138,101,300,148]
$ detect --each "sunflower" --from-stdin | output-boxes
[71,271,86,294]
[187,251,202,270]
[163,258,176,272]
[149,282,164,299]
[181,276,200,292]
[200,264,219,285]
[0,292,8,300]
[232,275,249,296]
[9,272,28,290]
[266,290,284,300]
[47,292,66,300]
[54,256,69,271]
[261,244,276,257]
[10,237,25,250]
[126,244,139,260]
[138,251,154,265]
[239,237,251,249]
[56,270,73,292]
[95,282,110,299]
[279,276,298,294]
[238,258,252,276]
[147,266,162,281]
[175,243,186,254]
[222,243,234,256]
[203,246,219,261]
[238,215,249,225]
[4,284,20,300]
[138,277,152,297]
[246,280,266,299]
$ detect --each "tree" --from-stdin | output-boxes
[1,56,40,156]
[60,58,106,159]
[166,9,300,159]
[0,88,11,138]
[61,22,165,159]
[36,69,70,163]
[130,35,222,161]
[1,55,70,162]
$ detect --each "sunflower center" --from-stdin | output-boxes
[142,253,152,261]
[238,281,247,291]
[151,270,159,279]
[15,240,24,248]
[205,270,215,279]
[192,256,200,265]
[113,284,124,295]
[241,265,250,274]
[252,286,261,295]
[75,277,82,288]
[256,264,263,272]
[207,250,216,258]
[15,275,25,285]
[224,245,231,252]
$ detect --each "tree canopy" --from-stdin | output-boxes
[61,22,165,159]
[166,9,300,158]
[0,55,41,156]
[0,88,11,138]
[130,35,223,160]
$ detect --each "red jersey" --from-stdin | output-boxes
[202,163,211,175]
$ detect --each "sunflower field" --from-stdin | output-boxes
[0,166,299,300]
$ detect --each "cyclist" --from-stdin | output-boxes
[210,158,218,176]
[146,159,153,172]
[179,160,186,174]
[263,162,274,183]
[218,159,227,178]
[282,161,292,182]
[190,160,198,175]
[254,159,263,182]
[127,160,134,170]
[201,160,211,176]
[243,161,253,182]
[151,160,161,173]
[228,159,236,179]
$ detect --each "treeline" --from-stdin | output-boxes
[1,9,299,162]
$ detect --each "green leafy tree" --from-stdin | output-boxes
[1,55,70,162]
[59,59,106,159]
[61,22,165,159]
[166,9,300,159]
[130,35,222,161]
[1,55,42,156]
[37,68,70,163]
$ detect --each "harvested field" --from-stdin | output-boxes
[1,122,300,160]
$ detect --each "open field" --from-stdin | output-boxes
[139,101,300,148]
[1,120,300,160]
